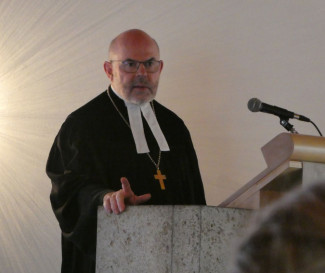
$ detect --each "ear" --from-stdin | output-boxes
[103,61,113,81]
[159,60,164,73]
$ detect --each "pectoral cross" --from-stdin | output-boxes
[154,169,166,190]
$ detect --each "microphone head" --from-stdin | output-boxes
[248,98,262,112]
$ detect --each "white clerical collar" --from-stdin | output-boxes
[110,87,170,154]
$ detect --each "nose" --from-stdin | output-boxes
[136,63,147,76]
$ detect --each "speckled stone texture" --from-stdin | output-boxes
[96,206,251,273]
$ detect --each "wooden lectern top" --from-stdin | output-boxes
[219,133,325,210]
[262,133,325,169]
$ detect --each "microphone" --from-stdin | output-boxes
[247,98,310,122]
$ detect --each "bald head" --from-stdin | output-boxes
[108,29,160,60]
[104,29,163,104]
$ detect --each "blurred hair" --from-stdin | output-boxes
[231,182,325,273]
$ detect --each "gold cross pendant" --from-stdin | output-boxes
[154,169,166,190]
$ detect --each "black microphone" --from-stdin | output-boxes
[247,98,310,122]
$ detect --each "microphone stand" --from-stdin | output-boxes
[279,117,299,134]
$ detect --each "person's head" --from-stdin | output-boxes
[104,29,163,105]
[231,182,325,273]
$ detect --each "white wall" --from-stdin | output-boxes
[1,1,325,272]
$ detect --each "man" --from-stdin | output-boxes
[46,29,206,273]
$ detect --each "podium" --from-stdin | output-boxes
[95,133,325,272]
[220,133,325,209]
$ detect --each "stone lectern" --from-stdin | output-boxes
[96,206,251,273]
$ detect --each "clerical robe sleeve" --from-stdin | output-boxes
[46,116,111,258]
[183,127,207,205]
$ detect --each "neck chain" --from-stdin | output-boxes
[106,89,162,170]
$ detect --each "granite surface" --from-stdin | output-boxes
[96,206,251,273]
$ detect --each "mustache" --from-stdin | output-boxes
[131,77,152,88]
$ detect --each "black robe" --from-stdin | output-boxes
[46,89,206,273]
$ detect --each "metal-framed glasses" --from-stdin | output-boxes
[109,59,162,73]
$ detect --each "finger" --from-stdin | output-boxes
[134,193,151,205]
[110,193,120,215]
[120,177,132,195]
[103,195,112,214]
[116,190,126,213]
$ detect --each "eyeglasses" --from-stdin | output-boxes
[109,59,162,73]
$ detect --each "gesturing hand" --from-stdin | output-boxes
[103,177,151,214]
